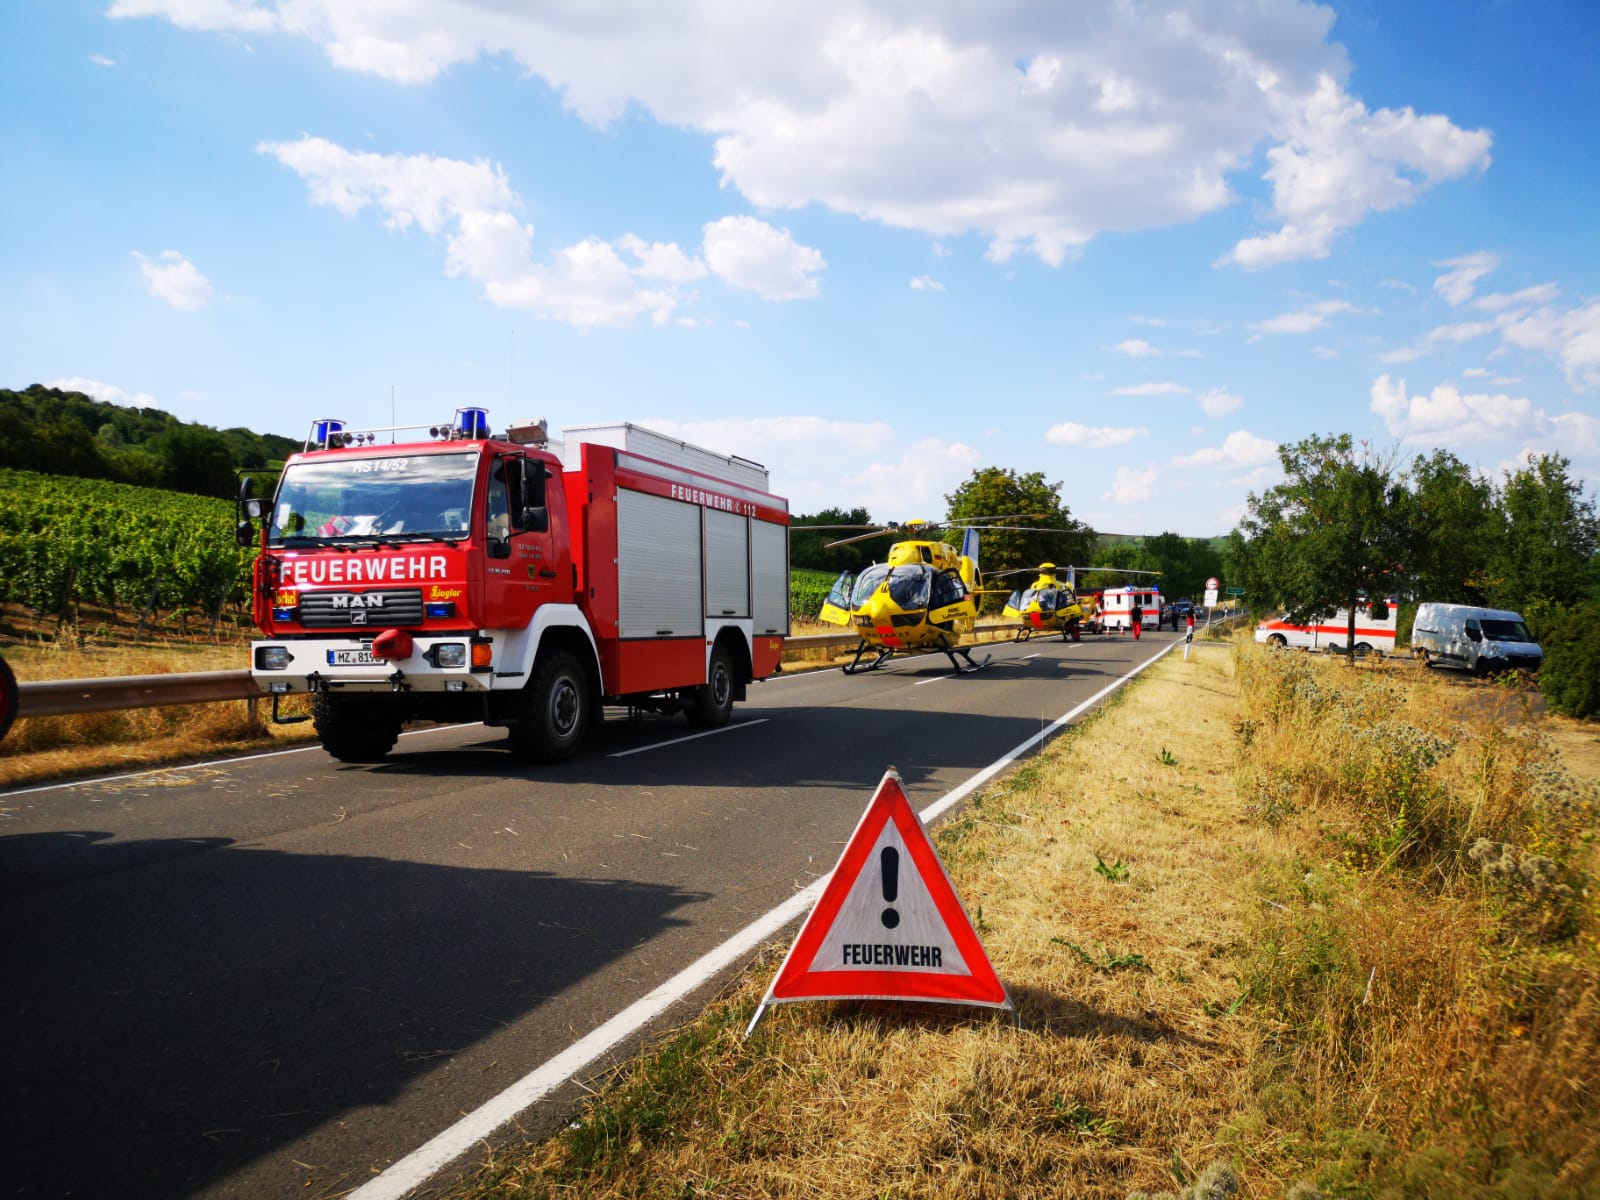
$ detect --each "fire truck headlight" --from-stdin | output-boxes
[256,646,291,671]
[432,642,468,669]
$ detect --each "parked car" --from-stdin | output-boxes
[1410,603,1543,674]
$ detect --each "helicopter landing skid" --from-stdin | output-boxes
[944,646,990,675]
[841,643,896,674]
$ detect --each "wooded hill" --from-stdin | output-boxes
[0,385,301,500]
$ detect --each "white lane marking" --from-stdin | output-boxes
[606,718,770,758]
[0,723,480,799]
[347,638,1180,1200]
[911,674,948,687]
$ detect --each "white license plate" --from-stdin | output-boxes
[327,649,380,666]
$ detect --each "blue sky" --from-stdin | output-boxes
[3,1,1597,539]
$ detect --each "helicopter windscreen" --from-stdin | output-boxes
[849,563,933,610]
[850,565,891,608]
[887,565,932,610]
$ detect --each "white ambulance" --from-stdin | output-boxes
[1255,600,1397,656]
[1099,586,1162,633]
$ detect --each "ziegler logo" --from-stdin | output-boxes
[330,594,385,609]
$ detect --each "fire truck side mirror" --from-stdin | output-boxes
[520,505,548,533]
[235,520,255,547]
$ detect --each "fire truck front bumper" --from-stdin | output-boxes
[250,635,495,694]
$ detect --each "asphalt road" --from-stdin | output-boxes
[1,628,1182,1199]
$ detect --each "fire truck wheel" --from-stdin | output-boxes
[0,654,17,746]
[686,643,736,729]
[311,694,402,763]
[510,650,590,763]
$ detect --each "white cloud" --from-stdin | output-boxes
[843,438,984,519]
[122,1,1488,268]
[1474,282,1560,312]
[133,250,213,310]
[1198,387,1243,417]
[1105,463,1159,505]
[1432,251,1499,306]
[910,275,944,292]
[1250,298,1358,335]
[91,54,116,67]
[702,216,825,301]
[1111,339,1159,358]
[1045,422,1146,448]
[1222,75,1490,268]
[46,377,162,409]
[1369,374,1539,444]
[259,135,815,324]
[1500,298,1600,392]
[1171,430,1279,469]
[618,234,708,283]
[1110,381,1189,396]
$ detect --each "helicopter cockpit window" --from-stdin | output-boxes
[886,564,932,611]
[930,569,964,608]
[850,564,891,608]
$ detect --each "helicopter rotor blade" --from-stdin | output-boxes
[823,529,902,548]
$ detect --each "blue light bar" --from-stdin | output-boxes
[425,601,456,618]
[455,407,488,438]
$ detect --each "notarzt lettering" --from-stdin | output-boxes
[840,944,943,968]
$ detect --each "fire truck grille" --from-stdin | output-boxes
[298,589,425,628]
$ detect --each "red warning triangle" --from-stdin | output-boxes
[748,770,1010,1032]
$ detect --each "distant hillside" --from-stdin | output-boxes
[0,384,300,500]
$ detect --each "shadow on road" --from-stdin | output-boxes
[2,831,705,1200]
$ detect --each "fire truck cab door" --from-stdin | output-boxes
[482,454,556,630]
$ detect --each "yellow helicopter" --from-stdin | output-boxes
[814,516,1047,674]
[987,564,1160,642]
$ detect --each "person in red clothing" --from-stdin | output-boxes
[1129,599,1143,639]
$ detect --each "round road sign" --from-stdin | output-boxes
[1205,576,1219,591]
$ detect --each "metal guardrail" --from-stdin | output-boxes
[8,625,1023,723]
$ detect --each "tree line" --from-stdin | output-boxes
[1227,434,1600,716]
[789,466,1224,606]
[0,385,301,501]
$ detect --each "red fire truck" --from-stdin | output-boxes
[238,410,790,763]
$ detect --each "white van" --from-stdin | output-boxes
[1411,603,1543,674]
[1255,601,1397,655]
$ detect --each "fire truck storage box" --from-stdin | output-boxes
[557,423,770,491]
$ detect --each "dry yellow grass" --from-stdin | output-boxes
[0,626,316,788]
[449,641,1599,1200]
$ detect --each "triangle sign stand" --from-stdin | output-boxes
[746,768,1012,1036]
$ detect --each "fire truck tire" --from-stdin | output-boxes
[686,643,736,729]
[0,654,17,746]
[311,694,402,763]
[509,650,590,763]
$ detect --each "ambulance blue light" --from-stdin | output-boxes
[455,407,489,438]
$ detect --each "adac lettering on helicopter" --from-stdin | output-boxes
[280,554,449,586]
[746,771,1010,1033]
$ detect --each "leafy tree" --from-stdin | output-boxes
[1135,531,1224,601]
[1406,449,1498,604]
[943,466,1094,578]
[152,425,238,498]
[1538,601,1600,719]
[1486,454,1598,610]
[789,507,877,572]
[1234,434,1409,654]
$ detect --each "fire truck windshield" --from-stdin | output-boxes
[269,451,479,544]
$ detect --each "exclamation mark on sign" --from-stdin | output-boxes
[880,845,900,929]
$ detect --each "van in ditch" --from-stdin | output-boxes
[1410,603,1543,674]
